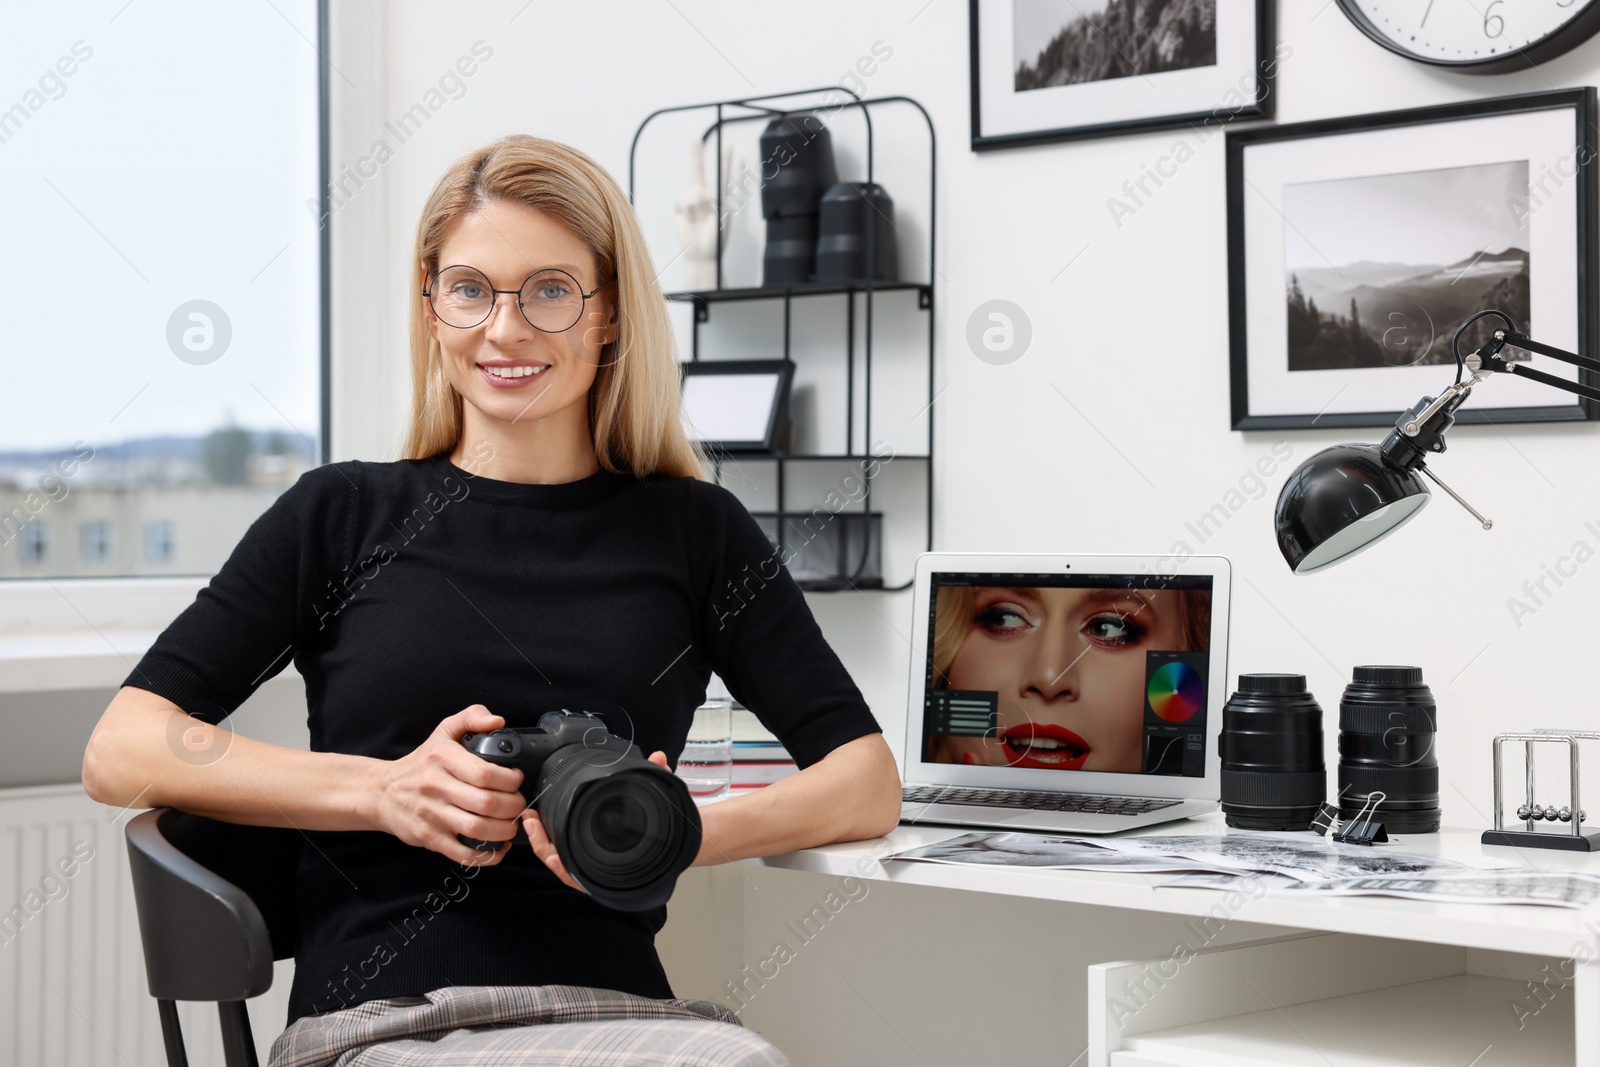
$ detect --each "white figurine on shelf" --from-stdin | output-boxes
[675,138,734,292]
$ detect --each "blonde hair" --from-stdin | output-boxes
[402,134,706,479]
[931,586,975,688]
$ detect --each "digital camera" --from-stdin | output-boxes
[459,708,702,911]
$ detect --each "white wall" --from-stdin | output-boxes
[330,0,1600,829]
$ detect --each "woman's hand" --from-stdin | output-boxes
[525,749,670,893]
[370,704,529,868]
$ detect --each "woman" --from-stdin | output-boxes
[81,134,902,1067]
[924,583,1209,773]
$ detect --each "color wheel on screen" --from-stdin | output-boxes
[1147,661,1204,723]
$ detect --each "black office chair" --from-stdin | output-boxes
[125,807,303,1067]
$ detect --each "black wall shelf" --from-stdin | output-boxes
[666,280,932,322]
[725,451,930,462]
[630,87,936,593]
[753,510,884,592]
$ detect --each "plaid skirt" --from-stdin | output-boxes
[265,984,791,1067]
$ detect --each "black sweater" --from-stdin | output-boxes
[121,453,883,1027]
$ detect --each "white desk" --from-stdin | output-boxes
[664,815,1600,1066]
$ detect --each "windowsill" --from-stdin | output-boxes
[0,629,161,693]
[0,628,301,694]
[0,575,207,630]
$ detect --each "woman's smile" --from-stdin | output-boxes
[1000,721,1090,770]
[477,359,552,388]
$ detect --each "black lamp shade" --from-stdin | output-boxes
[1274,444,1431,574]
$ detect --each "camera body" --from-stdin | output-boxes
[459,708,702,912]
[461,709,638,782]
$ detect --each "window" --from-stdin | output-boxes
[17,523,47,565]
[80,520,112,565]
[0,2,325,580]
[144,520,175,564]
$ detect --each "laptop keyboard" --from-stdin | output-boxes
[901,785,1179,816]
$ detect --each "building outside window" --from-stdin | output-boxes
[17,523,47,565]
[144,520,175,564]
[80,520,112,565]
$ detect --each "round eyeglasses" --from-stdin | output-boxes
[423,264,610,333]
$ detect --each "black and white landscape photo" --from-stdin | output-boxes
[1012,0,1217,90]
[1283,160,1531,371]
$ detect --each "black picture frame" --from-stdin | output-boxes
[1227,88,1599,431]
[969,0,1276,151]
[679,359,795,453]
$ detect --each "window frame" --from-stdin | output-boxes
[0,0,331,636]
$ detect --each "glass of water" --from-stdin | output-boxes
[678,698,733,802]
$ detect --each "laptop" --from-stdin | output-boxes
[899,552,1230,834]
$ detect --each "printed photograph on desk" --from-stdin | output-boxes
[1273,870,1600,908]
[886,831,1235,871]
[888,831,1522,888]
[1227,88,1600,429]
[921,574,1211,777]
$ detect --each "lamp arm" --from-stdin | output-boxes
[1498,330,1600,374]
[1495,361,1600,404]
[1477,328,1600,404]
[1388,312,1600,497]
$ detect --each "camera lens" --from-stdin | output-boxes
[568,773,686,888]
[536,745,700,911]
[1339,665,1439,834]
[1218,673,1327,831]
[591,791,649,853]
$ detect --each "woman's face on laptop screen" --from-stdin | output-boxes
[928,585,1208,774]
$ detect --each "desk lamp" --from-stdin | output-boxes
[1273,310,1600,851]
[1274,309,1600,574]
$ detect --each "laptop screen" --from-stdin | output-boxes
[922,571,1213,778]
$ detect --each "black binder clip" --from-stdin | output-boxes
[1310,801,1340,837]
[1332,792,1389,846]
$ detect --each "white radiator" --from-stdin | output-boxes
[0,783,293,1067]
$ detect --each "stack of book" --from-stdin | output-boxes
[731,705,797,789]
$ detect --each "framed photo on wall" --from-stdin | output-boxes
[969,0,1276,151]
[1227,89,1600,431]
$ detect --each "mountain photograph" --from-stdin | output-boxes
[1282,161,1531,372]
[1013,0,1216,90]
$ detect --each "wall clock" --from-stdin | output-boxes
[1336,0,1600,73]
